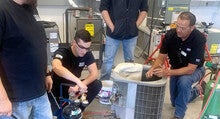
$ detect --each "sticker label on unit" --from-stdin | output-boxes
[50,43,58,52]
[217,84,220,89]
[50,32,58,39]
[85,24,94,37]
[210,44,220,54]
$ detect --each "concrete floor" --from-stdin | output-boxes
[83,82,203,119]
[82,46,204,119]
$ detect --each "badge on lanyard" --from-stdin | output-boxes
[181,51,187,57]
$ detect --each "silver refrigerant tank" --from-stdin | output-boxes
[110,63,167,119]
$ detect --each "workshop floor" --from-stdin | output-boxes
[83,85,203,119]
[82,45,204,119]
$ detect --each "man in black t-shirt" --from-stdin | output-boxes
[0,0,52,118]
[52,29,102,111]
[146,12,206,119]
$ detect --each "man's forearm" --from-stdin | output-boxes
[150,55,165,71]
[136,11,147,27]
[83,73,98,85]
[101,10,114,31]
[166,64,197,76]
[83,63,99,85]
[53,66,81,84]
[0,80,9,101]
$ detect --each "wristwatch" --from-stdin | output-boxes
[45,71,51,77]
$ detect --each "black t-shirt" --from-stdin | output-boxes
[160,29,206,69]
[0,0,47,101]
[52,47,95,98]
[99,0,148,39]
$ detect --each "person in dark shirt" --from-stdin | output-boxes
[99,0,148,80]
[52,29,102,111]
[0,0,53,118]
[146,12,206,119]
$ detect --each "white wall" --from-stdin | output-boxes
[190,1,220,29]
[37,1,220,42]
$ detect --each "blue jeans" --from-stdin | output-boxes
[0,93,53,119]
[100,36,137,80]
[170,66,205,118]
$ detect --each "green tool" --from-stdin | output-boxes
[199,62,220,119]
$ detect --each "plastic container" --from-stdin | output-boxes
[98,80,113,105]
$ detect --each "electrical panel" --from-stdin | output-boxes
[38,0,69,6]
[167,0,190,5]
[164,0,191,24]
[205,29,220,56]
[44,27,60,66]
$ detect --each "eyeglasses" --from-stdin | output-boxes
[75,41,91,52]
[176,24,191,31]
